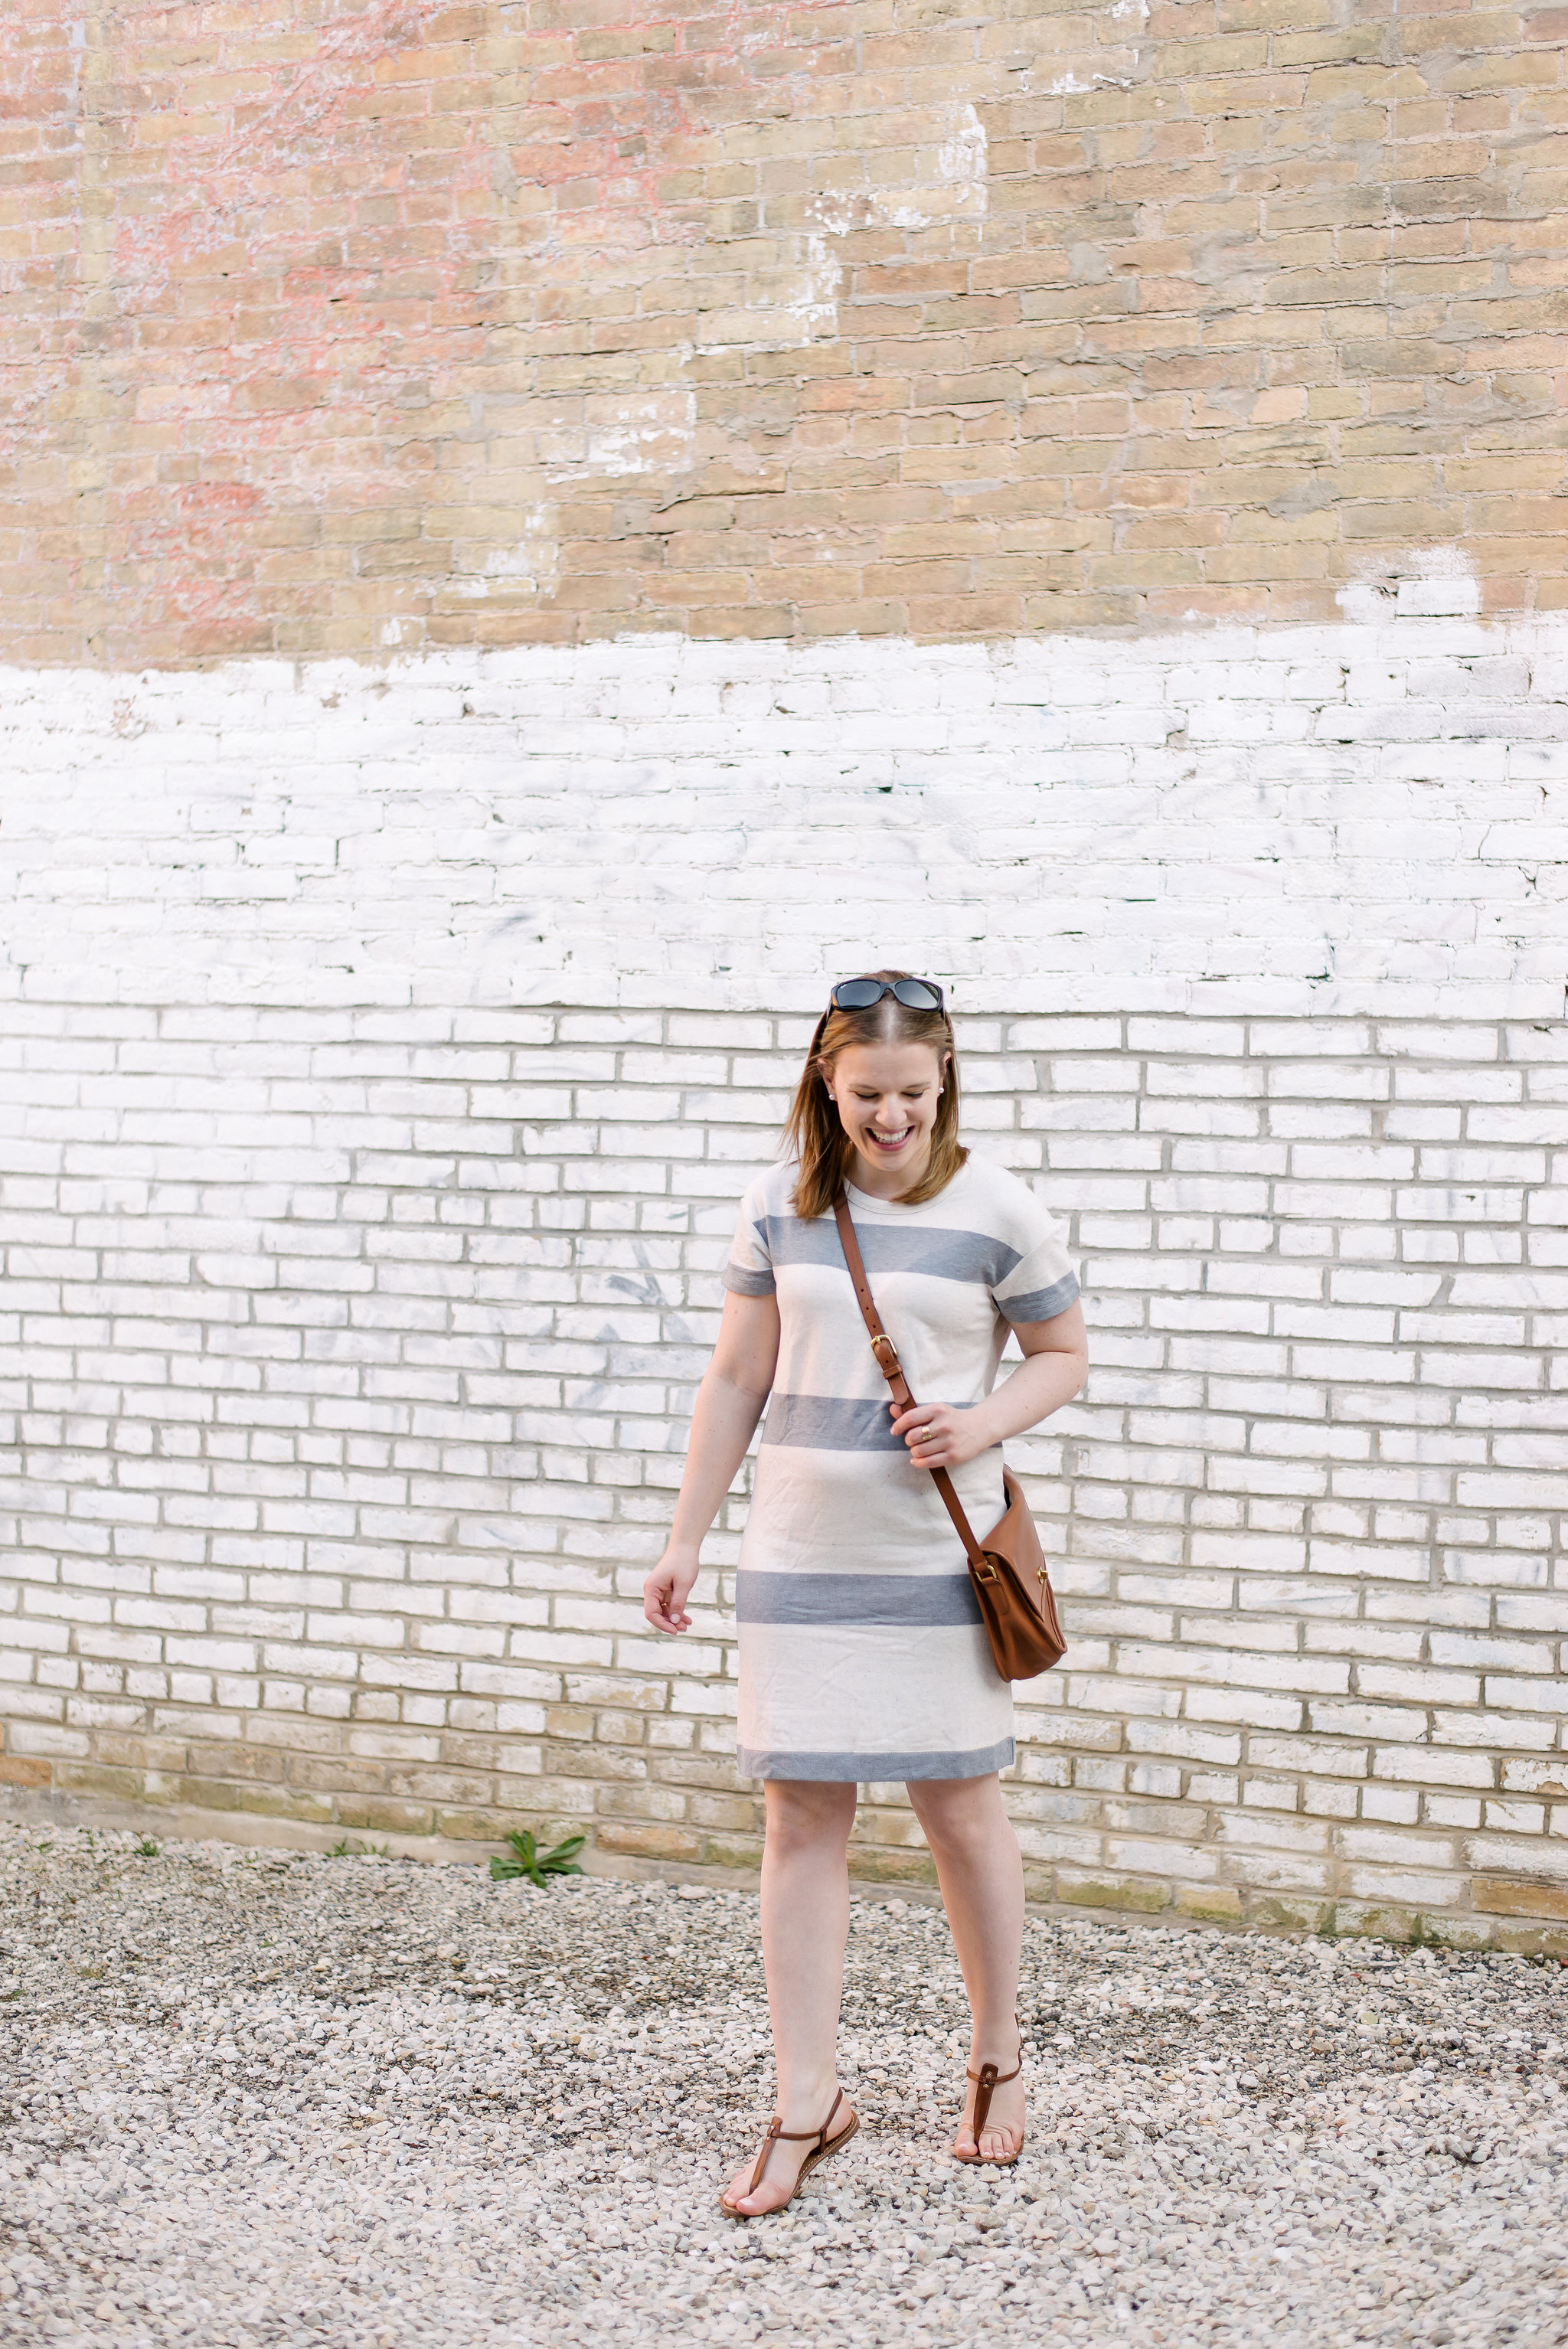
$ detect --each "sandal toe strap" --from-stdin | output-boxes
[965,2045,1023,2142]
[748,2087,844,2193]
[746,2119,783,2200]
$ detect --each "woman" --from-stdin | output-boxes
[643,974,1088,2218]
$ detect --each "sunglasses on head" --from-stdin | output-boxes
[828,975,945,1014]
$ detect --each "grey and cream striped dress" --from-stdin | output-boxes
[723,1155,1080,1783]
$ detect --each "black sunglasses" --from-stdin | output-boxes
[829,976,945,1013]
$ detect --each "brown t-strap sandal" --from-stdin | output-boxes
[956,2017,1025,2167]
[718,2086,859,2220]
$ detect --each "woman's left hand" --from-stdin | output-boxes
[890,1400,988,1469]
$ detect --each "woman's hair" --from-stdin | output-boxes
[784,969,966,1220]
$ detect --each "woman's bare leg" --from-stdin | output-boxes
[906,1772,1026,2161]
[724,1778,858,2215]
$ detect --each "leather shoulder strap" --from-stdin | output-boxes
[831,1192,988,1573]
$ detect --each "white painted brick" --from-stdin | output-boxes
[1467,1834,1568,1882]
[1446,1697,1561,1754]
[1482,1675,1568,1714]
[1483,1799,1547,1834]
[1308,1700,1427,1743]
[5,630,1567,1927]
[1184,1687,1305,1730]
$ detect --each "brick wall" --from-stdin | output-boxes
[4,0,1566,1946]
[3,609,1567,1015]
[5,0,1568,665]
[3,625,1566,1946]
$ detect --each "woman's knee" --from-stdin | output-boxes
[908,1773,1006,1856]
[763,1779,856,1855]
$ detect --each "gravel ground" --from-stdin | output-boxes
[2,1825,1566,2349]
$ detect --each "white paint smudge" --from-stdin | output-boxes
[874,102,989,229]
[546,394,698,482]
[449,505,559,600]
[812,103,990,236]
[1338,547,1481,623]
[701,103,989,354]
[694,235,841,354]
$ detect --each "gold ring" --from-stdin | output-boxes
[920,1426,932,1442]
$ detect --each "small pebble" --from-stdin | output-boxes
[0,1823,1565,2346]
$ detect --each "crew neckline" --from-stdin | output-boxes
[843,1158,977,1217]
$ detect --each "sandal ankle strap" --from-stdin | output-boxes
[774,2086,842,2144]
[964,2054,1023,2086]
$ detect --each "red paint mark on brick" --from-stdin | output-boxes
[1,0,848,660]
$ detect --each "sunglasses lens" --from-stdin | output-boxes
[831,977,942,1013]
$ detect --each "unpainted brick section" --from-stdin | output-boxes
[5,0,1568,662]
[2,998,1566,1944]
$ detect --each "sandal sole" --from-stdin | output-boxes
[953,2132,1026,2167]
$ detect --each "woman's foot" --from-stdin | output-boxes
[952,2030,1026,2164]
[720,2091,859,2217]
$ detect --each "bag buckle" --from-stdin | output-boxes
[975,1553,999,1584]
[868,1332,900,1370]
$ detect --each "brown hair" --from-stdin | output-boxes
[784,970,966,1221]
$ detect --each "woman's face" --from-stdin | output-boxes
[822,1040,947,1192]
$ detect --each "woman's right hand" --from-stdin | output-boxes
[643,1543,700,1634]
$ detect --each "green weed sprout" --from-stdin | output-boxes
[489,1829,586,1887]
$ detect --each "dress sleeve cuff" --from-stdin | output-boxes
[998,1270,1080,1325]
[723,1264,777,1296]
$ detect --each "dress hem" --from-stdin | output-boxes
[736,1737,1014,1784]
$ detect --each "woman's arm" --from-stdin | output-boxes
[642,1288,781,1634]
[890,1300,1088,1469]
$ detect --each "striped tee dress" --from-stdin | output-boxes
[722,1153,1080,1783]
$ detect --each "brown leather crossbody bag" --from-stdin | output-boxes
[833,1193,1067,1682]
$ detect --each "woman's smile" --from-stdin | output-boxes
[824,1041,946,1197]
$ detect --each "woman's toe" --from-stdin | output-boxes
[724,2165,790,2215]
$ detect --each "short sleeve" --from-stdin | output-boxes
[991,1193,1080,1326]
[722,1178,776,1297]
